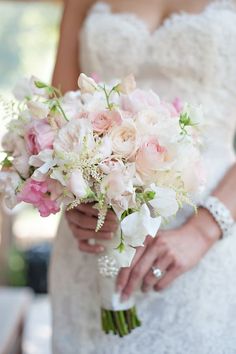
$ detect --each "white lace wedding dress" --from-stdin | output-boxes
[50,1,236,353]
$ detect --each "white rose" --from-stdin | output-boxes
[27,101,50,120]
[78,73,98,94]
[183,103,204,125]
[110,120,138,159]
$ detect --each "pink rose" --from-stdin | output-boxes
[17,178,60,217]
[25,119,55,155]
[121,89,160,113]
[136,138,167,180]
[90,110,121,134]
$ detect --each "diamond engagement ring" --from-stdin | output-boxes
[152,266,165,280]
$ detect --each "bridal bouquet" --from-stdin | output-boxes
[0,73,204,336]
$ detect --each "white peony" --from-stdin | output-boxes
[54,118,95,154]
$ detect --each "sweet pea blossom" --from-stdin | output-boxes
[122,89,160,113]
[121,204,162,248]
[117,74,136,94]
[67,170,91,199]
[27,101,50,120]
[29,149,56,181]
[17,178,61,217]
[24,119,55,155]
[148,185,179,217]
[78,73,98,94]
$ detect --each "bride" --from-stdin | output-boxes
[50,0,236,353]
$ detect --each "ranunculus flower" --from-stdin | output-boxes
[25,119,55,155]
[122,89,160,113]
[90,110,121,134]
[117,74,136,94]
[135,138,168,180]
[27,101,50,120]
[78,73,98,94]
[110,120,137,159]
[17,178,60,217]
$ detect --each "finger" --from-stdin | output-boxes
[141,252,174,292]
[121,240,167,300]
[75,204,118,222]
[67,209,117,232]
[70,224,113,241]
[116,244,147,293]
[154,265,180,291]
[75,203,98,216]
[78,240,105,254]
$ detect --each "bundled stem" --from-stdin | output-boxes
[101,307,141,337]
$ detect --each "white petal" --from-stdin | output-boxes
[148,186,179,217]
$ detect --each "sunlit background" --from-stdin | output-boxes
[0,1,62,353]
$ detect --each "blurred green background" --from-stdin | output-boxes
[0,0,62,289]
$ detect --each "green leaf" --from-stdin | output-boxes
[115,241,126,253]
[34,81,48,89]
[1,156,13,168]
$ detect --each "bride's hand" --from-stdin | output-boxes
[117,208,221,301]
[66,204,118,254]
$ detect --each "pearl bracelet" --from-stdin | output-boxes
[199,196,234,239]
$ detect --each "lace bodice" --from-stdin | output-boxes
[80,0,236,113]
[80,0,236,199]
[50,2,236,353]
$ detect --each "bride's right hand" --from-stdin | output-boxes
[66,204,118,254]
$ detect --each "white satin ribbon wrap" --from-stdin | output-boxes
[98,274,135,311]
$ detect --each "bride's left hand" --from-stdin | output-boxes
[117,208,221,301]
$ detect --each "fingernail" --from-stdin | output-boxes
[121,293,129,302]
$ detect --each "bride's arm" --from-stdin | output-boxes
[117,163,236,300]
[52,0,94,93]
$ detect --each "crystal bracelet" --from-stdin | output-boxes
[199,196,235,239]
